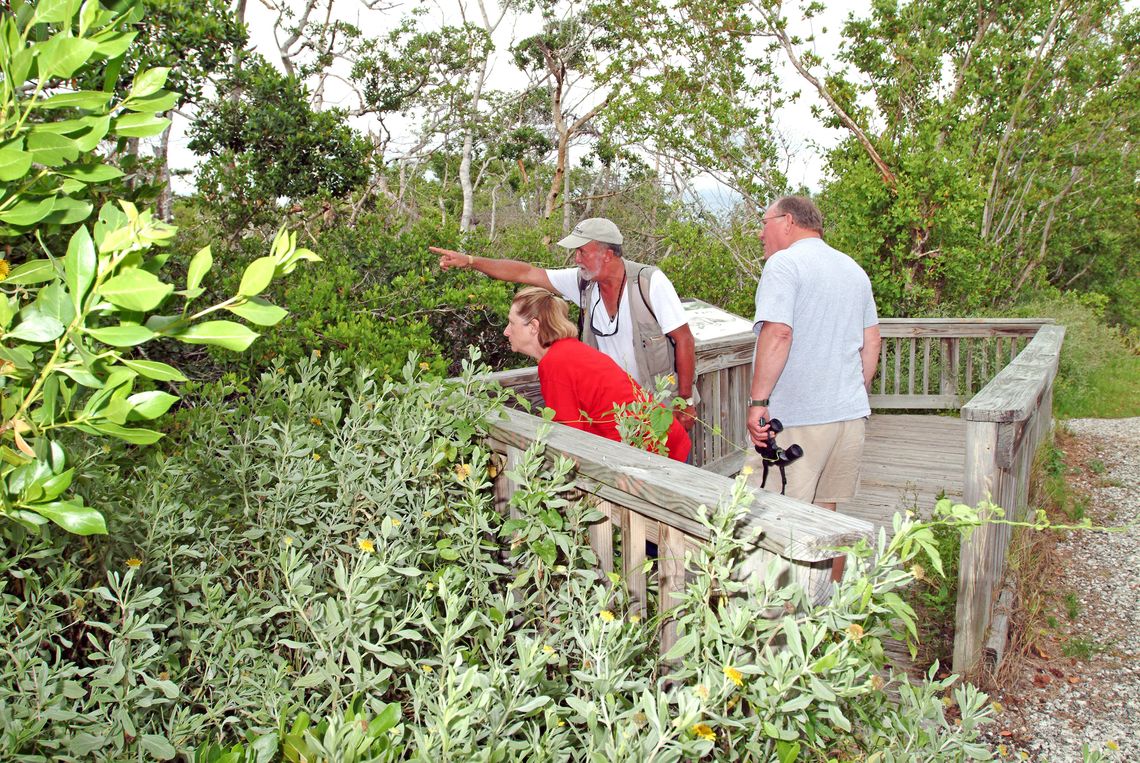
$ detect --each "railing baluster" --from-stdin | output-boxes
[922,337,931,395]
[588,499,616,575]
[893,337,902,395]
[658,523,687,657]
[965,338,974,396]
[622,509,649,618]
[908,338,916,395]
[879,340,888,395]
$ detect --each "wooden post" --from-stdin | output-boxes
[658,523,687,656]
[622,509,649,617]
[588,500,617,575]
[954,419,1003,674]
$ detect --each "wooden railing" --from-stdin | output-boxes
[481,315,1062,672]
[485,399,874,656]
[953,323,1064,673]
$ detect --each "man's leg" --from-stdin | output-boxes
[811,418,867,581]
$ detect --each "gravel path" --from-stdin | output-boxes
[988,418,1140,762]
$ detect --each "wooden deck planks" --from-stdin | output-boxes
[838,414,968,528]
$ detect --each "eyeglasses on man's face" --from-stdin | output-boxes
[759,212,788,227]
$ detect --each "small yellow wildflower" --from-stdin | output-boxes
[741,465,753,476]
[870,674,885,691]
[542,644,555,654]
[911,564,926,582]
[312,452,321,461]
[488,464,498,478]
[629,614,641,624]
[283,536,294,547]
[125,557,143,568]
[0,260,9,281]
[313,349,321,358]
[419,361,430,371]
[358,538,375,553]
[997,744,1007,757]
[310,417,322,426]
[991,701,1003,714]
[421,664,434,673]
[1106,741,1119,751]
[1019,752,1029,761]
[455,463,472,480]
[723,665,744,687]
[691,723,716,742]
[665,374,676,386]
[633,712,647,727]
[391,517,402,526]
[846,623,865,641]
[942,695,955,707]
[599,610,616,622]
[557,720,565,727]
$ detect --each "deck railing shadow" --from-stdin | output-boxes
[480,313,1063,674]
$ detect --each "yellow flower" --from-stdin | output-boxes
[846,623,865,641]
[0,260,9,281]
[421,664,433,673]
[391,517,402,526]
[419,361,430,371]
[629,614,641,624]
[997,744,1007,757]
[557,719,565,727]
[1106,741,1119,751]
[911,564,926,582]
[870,674,885,691]
[313,349,321,358]
[599,610,616,622]
[633,712,647,727]
[358,538,375,553]
[283,536,294,547]
[741,465,753,476]
[991,701,1003,714]
[723,664,744,687]
[312,452,321,461]
[455,463,472,480]
[542,644,555,654]
[125,557,143,568]
[691,723,716,742]
[310,417,322,426]
[665,374,676,386]
[488,464,498,477]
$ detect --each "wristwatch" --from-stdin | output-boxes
[749,398,770,407]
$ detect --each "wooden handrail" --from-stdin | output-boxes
[489,408,872,561]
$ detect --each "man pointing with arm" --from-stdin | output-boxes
[432,217,697,430]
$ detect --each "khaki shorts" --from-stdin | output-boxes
[744,418,866,504]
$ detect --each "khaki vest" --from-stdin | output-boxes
[577,260,677,393]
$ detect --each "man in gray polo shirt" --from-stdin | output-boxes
[744,196,881,577]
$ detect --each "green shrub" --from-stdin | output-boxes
[0,353,994,760]
[1010,289,1140,418]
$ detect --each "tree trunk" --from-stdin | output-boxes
[156,121,173,222]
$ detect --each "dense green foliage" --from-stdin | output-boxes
[1,355,995,760]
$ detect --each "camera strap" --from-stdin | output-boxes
[759,459,789,495]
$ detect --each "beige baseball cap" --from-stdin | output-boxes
[556,217,624,249]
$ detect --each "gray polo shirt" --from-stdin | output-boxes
[753,237,878,427]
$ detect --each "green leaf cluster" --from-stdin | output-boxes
[0,0,178,239]
[0,352,996,760]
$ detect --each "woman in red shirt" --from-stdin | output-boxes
[504,287,690,462]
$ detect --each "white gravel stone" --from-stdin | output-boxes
[988,418,1140,762]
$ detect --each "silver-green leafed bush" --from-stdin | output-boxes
[0,352,993,761]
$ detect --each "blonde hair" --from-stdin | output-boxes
[512,287,578,347]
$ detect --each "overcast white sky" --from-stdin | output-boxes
[167,0,868,200]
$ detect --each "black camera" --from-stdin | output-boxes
[753,418,803,494]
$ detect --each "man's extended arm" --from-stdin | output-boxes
[667,323,696,430]
[746,321,793,445]
[432,246,555,291]
[860,324,882,391]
